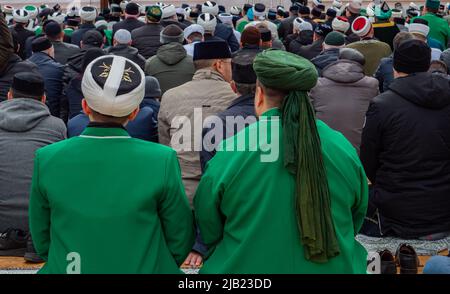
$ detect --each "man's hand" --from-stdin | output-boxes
[183,251,203,267]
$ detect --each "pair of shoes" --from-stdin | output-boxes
[0,228,27,256]
[24,234,44,263]
[395,244,419,274]
[379,249,397,274]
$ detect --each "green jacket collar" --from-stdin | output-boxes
[81,127,131,138]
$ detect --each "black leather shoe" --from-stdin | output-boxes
[24,235,44,263]
[396,244,419,274]
[0,228,27,256]
[380,249,397,274]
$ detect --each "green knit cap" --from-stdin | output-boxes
[253,50,340,263]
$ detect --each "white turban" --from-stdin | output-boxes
[80,6,97,22]
[82,56,145,117]
[197,13,217,33]
[13,9,30,24]
[202,1,219,15]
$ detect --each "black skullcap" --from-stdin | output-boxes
[259,28,272,42]
[193,40,231,61]
[82,30,103,47]
[315,23,333,37]
[312,7,322,18]
[394,39,431,74]
[32,37,52,52]
[44,21,62,37]
[290,4,300,12]
[299,5,310,15]
[268,9,277,20]
[243,4,253,12]
[232,51,258,84]
[66,19,80,27]
[38,8,52,19]
[182,4,190,9]
[219,5,226,14]
[125,2,140,15]
[12,72,45,96]
[90,56,142,96]
[326,8,337,18]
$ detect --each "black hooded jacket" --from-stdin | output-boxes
[360,72,450,238]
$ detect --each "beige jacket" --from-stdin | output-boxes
[158,69,237,206]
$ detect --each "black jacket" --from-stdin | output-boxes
[10,25,35,60]
[287,31,314,54]
[112,18,145,36]
[278,15,297,41]
[71,24,96,47]
[131,23,164,59]
[107,44,146,70]
[0,54,40,101]
[161,19,187,30]
[292,38,323,60]
[360,72,450,238]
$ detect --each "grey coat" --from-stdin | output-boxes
[158,69,237,206]
[0,99,66,232]
[310,60,379,153]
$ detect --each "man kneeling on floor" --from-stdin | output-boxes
[29,55,195,274]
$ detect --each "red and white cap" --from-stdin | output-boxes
[351,16,372,37]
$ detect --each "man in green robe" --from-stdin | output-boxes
[29,55,195,274]
[194,50,368,274]
[414,0,450,49]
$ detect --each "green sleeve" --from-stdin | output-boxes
[158,151,195,266]
[352,163,369,235]
[193,161,225,257]
[28,151,51,261]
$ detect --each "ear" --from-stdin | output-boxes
[41,94,46,104]
[255,83,264,108]
[81,99,92,116]
[128,107,140,121]
[7,90,13,100]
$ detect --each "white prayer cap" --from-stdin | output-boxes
[82,56,145,117]
[184,24,205,39]
[162,4,176,18]
[114,29,132,44]
[120,1,129,12]
[67,7,79,17]
[293,17,313,32]
[80,6,97,22]
[3,5,14,14]
[95,20,108,29]
[13,9,30,24]
[230,6,240,16]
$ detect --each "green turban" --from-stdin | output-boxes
[253,50,340,263]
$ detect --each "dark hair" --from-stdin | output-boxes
[11,89,42,101]
[234,82,256,96]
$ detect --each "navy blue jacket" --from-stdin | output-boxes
[28,52,67,120]
[200,93,256,172]
[65,76,83,119]
[374,55,394,93]
[214,23,240,52]
[311,48,340,76]
[67,100,158,142]
[71,24,96,47]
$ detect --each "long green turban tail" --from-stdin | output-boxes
[253,50,340,263]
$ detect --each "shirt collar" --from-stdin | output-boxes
[81,123,130,138]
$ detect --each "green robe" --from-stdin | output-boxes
[194,108,368,274]
[29,126,195,274]
[414,13,450,49]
